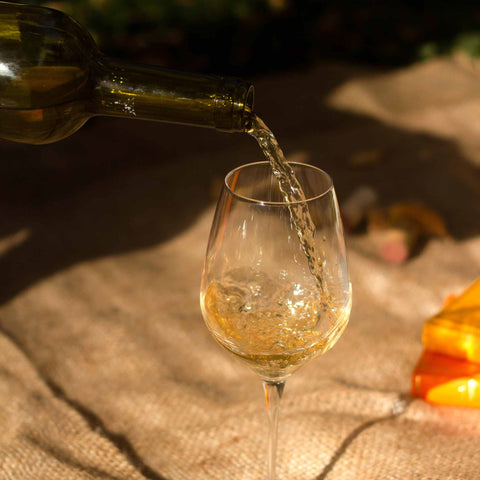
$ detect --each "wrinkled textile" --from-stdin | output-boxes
[1,58,480,479]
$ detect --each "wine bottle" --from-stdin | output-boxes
[0,1,254,144]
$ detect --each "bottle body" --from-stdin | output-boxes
[0,2,94,143]
[0,2,253,144]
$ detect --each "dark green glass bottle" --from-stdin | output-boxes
[0,1,254,144]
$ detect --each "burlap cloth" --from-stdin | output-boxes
[1,58,480,479]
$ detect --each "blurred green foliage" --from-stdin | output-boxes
[12,0,480,74]
[15,0,307,73]
[418,32,480,61]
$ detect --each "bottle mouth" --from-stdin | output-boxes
[214,78,255,132]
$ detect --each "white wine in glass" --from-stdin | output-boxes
[200,159,351,479]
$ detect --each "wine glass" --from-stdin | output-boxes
[200,161,351,479]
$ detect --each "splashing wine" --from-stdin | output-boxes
[202,114,346,381]
[248,115,328,297]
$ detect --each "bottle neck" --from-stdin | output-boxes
[90,58,254,132]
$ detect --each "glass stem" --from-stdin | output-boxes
[263,380,285,480]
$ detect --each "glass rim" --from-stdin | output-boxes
[224,161,334,205]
